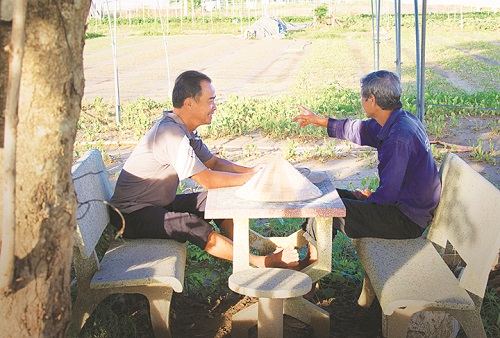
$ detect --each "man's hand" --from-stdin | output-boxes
[250,163,265,174]
[352,189,372,200]
[264,246,299,268]
[292,104,329,128]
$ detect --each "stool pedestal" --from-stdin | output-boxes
[229,268,312,338]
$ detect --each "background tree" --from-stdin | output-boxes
[0,0,90,336]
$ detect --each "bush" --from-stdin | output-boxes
[314,4,329,23]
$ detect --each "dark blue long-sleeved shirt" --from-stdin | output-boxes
[327,109,441,228]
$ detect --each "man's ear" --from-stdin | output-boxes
[183,97,193,108]
[369,94,376,107]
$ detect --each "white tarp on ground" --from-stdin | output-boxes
[244,16,311,39]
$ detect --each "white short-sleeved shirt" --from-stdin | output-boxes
[110,111,213,213]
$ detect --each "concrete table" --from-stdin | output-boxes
[205,176,346,337]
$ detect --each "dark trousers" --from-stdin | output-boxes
[109,191,223,249]
[303,189,425,241]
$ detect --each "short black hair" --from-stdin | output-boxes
[361,70,402,111]
[172,70,212,108]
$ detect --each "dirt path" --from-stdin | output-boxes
[83,35,310,102]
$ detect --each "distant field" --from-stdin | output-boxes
[84,11,500,101]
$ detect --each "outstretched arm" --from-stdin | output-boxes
[191,156,263,190]
[204,155,263,174]
[292,104,329,128]
[191,168,253,190]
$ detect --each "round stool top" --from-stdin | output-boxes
[229,268,312,299]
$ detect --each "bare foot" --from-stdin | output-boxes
[264,246,299,268]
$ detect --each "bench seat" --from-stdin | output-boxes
[354,237,475,314]
[68,149,187,338]
[91,239,185,291]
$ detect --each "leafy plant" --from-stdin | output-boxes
[314,4,329,23]
[470,139,498,165]
[360,176,380,191]
[481,287,500,336]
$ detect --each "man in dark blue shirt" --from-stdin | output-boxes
[293,70,441,267]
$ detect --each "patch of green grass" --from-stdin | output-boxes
[314,233,364,301]
[184,242,232,302]
[470,139,498,165]
[481,287,500,337]
[85,32,105,39]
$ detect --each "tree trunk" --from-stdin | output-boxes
[0,0,90,336]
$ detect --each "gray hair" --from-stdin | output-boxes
[361,70,402,111]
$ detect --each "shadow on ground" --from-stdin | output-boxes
[171,288,383,338]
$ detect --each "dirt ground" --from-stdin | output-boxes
[169,292,384,338]
[83,35,499,337]
[83,35,309,102]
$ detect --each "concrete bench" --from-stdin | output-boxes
[352,152,500,337]
[68,149,187,338]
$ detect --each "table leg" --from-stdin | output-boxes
[282,217,332,337]
[315,217,333,277]
[233,218,250,273]
[258,298,283,338]
[301,217,333,283]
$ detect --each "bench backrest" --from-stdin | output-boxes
[427,153,500,298]
[71,149,113,259]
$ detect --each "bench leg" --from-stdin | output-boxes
[384,306,424,338]
[146,287,174,338]
[451,293,487,338]
[283,297,330,338]
[232,302,258,337]
[68,289,108,337]
[448,309,486,338]
[358,274,376,308]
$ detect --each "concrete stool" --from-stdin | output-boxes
[229,268,312,338]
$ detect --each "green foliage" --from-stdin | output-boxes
[184,243,232,302]
[86,12,500,39]
[77,86,499,165]
[85,32,105,39]
[314,4,329,23]
[313,233,364,301]
[481,287,500,337]
[470,139,498,165]
[251,218,304,238]
[360,176,380,191]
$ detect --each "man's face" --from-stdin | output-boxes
[360,94,370,117]
[360,90,375,119]
[191,80,217,126]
